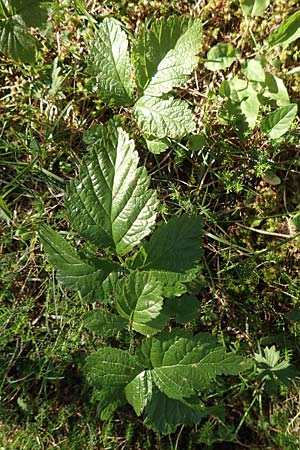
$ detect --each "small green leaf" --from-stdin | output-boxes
[260,72,290,107]
[88,18,133,106]
[268,11,300,49]
[144,136,169,154]
[134,95,195,139]
[240,0,270,17]
[66,121,158,256]
[206,42,238,71]
[0,195,12,223]
[84,310,127,337]
[125,370,153,415]
[285,307,300,321]
[242,58,265,82]
[261,104,297,139]
[0,15,38,63]
[40,225,121,302]
[115,272,164,331]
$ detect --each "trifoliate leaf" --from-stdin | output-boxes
[39,225,121,302]
[115,272,164,332]
[0,15,38,63]
[206,42,238,71]
[85,347,142,388]
[84,310,127,337]
[65,121,158,256]
[132,16,202,94]
[261,104,297,139]
[240,0,270,17]
[88,18,133,106]
[134,95,195,139]
[268,11,300,49]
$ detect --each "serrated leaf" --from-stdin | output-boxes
[142,18,202,96]
[254,346,297,387]
[85,347,142,388]
[11,0,53,28]
[206,42,237,71]
[240,0,270,17]
[84,310,127,337]
[242,58,265,82]
[261,104,297,139]
[144,389,215,434]
[134,95,195,139]
[93,387,127,420]
[132,16,201,94]
[135,329,247,402]
[115,272,164,331]
[167,294,200,324]
[0,15,38,63]
[39,225,121,302]
[88,18,133,106]
[136,215,203,273]
[125,370,153,415]
[268,11,300,49]
[65,121,158,256]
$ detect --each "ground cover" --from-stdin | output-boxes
[1,1,300,449]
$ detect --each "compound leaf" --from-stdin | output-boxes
[84,310,127,337]
[40,224,121,302]
[206,42,238,71]
[115,272,164,331]
[0,15,38,63]
[261,104,297,139]
[134,95,195,139]
[132,16,202,94]
[88,18,133,106]
[65,121,158,256]
[268,11,300,49]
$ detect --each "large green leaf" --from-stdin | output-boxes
[142,19,202,96]
[268,11,300,49]
[65,121,158,256]
[240,0,270,17]
[135,215,203,273]
[144,389,216,434]
[115,272,164,332]
[0,15,38,63]
[85,347,142,388]
[84,309,127,337]
[40,224,121,302]
[134,95,195,139]
[132,16,202,94]
[125,329,247,415]
[206,42,238,71]
[261,104,297,139]
[88,18,133,106]
[11,0,53,27]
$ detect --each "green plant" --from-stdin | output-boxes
[0,0,54,63]
[205,7,299,139]
[40,120,250,434]
[87,16,202,153]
